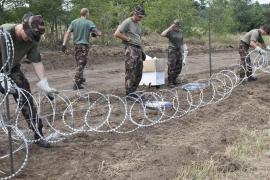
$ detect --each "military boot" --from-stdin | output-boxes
[80,78,86,84]
[34,132,50,148]
[73,83,84,90]
[248,76,257,82]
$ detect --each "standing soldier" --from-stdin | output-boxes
[0,12,58,148]
[239,25,269,82]
[161,19,184,88]
[62,8,102,90]
[114,4,146,97]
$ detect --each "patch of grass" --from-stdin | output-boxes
[144,33,242,46]
[174,128,270,180]
[184,33,241,45]
[174,160,222,180]
[225,129,270,160]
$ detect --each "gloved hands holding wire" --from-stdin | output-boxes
[36,78,59,100]
[255,46,267,54]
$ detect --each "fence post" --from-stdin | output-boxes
[208,9,212,77]
[0,27,14,174]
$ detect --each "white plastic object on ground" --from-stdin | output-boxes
[144,101,173,110]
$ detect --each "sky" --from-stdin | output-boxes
[255,0,270,4]
[194,0,269,5]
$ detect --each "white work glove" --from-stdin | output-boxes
[182,55,186,65]
[182,44,188,65]
[0,73,17,94]
[255,46,267,54]
[36,78,58,100]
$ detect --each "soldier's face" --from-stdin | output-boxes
[173,26,180,32]
[134,15,143,22]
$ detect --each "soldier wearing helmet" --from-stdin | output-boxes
[239,25,270,83]
[0,12,58,148]
[161,19,185,88]
[114,4,146,97]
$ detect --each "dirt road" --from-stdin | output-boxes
[24,49,239,95]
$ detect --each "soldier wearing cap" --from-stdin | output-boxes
[0,12,58,148]
[114,4,146,96]
[62,8,102,90]
[161,19,185,88]
[239,25,270,82]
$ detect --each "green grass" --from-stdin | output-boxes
[40,31,270,49]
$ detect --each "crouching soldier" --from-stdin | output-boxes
[0,12,58,148]
[239,25,270,82]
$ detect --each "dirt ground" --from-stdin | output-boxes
[2,44,270,180]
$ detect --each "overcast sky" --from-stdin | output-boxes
[254,0,270,4]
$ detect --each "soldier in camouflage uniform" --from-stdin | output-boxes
[239,25,269,82]
[161,19,184,88]
[62,8,101,90]
[0,13,58,148]
[114,4,146,96]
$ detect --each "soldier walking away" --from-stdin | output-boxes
[114,4,146,97]
[239,25,270,83]
[0,12,58,148]
[62,8,102,90]
[161,19,185,88]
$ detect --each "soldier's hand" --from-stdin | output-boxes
[255,46,267,54]
[62,45,67,53]
[37,78,59,101]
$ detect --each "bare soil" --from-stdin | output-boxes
[2,44,270,179]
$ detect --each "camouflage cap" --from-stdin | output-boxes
[173,19,181,27]
[133,4,146,16]
[22,12,45,42]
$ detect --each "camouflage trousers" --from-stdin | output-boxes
[125,45,143,95]
[74,44,89,85]
[239,41,252,78]
[8,65,43,135]
[168,48,183,84]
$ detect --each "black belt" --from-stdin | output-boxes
[240,41,249,47]
[127,44,141,49]
[169,47,181,51]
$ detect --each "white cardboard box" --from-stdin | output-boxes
[143,58,165,72]
[139,72,165,86]
[139,57,165,86]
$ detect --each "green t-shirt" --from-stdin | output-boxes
[0,24,41,68]
[68,18,96,45]
[117,17,142,46]
[166,30,184,50]
[241,29,264,45]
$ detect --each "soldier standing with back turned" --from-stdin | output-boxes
[62,8,102,90]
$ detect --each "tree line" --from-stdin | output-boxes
[1,0,270,47]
